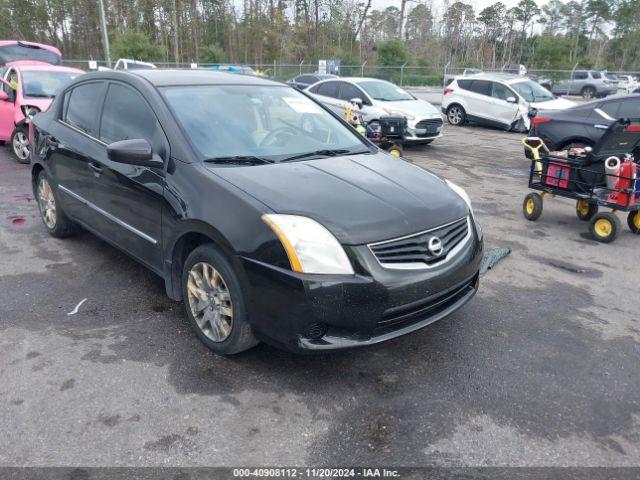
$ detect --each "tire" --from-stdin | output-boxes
[446,104,466,126]
[36,171,79,238]
[581,86,596,99]
[387,144,403,157]
[523,193,543,221]
[11,126,30,164]
[576,200,598,221]
[627,210,640,234]
[589,212,620,243]
[181,243,258,355]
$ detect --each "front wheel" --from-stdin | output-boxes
[11,127,30,164]
[182,244,259,355]
[523,193,543,221]
[446,105,466,126]
[589,212,620,243]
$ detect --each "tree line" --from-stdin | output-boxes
[1,0,639,71]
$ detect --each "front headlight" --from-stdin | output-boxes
[21,105,40,120]
[445,179,473,214]
[262,214,354,275]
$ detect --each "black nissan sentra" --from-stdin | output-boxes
[29,70,483,354]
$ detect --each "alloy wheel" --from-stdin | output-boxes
[12,131,30,161]
[448,107,462,125]
[186,262,233,342]
[37,177,57,230]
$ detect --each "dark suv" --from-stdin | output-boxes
[30,70,483,354]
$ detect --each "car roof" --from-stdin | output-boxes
[456,73,524,82]
[79,69,281,87]
[0,41,61,56]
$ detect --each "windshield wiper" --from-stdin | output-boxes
[280,149,359,163]
[204,155,274,165]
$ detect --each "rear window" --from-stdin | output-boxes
[468,80,491,96]
[0,43,61,66]
[63,82,105,136]
[457,79,472,90]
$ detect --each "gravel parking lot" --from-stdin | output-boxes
[1,125,639,467]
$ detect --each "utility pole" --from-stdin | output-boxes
[98,0,111,68]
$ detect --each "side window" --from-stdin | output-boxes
[491,82,512,100]
[316,81,340,98]
[64,82,105,135]
[339,83,364,102]
[298,75,314,84]
[591,71,601,79]
[99,83,159,148]
[619,99,640,119]
[573,71,588,80]
[600,101,621,118]
[468,80,491,96]
[457,79,472,90]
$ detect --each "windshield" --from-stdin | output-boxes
[162,85,366,162]
[605,73,617,80]
[21,70,79,98]
[0,44,61,66]
[357,80,414,101]
[511,80,554,102]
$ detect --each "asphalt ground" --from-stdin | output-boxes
[0,125,639,467]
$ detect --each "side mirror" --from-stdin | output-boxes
[350,97,363,108]
[0,91,8,101]
[506,96,517,104]
[107,139,163,167]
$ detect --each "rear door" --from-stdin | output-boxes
[88,82,167,271]
[52,81,108,224]
[464,80,492,123]
[309,80,344,116]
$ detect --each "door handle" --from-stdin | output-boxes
[594,124,609,129]
[88,162,103,175]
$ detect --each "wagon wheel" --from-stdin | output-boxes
[576,200,598,221]
[523,193,543,221]
[627,210,640,234]
[589,212,621,243]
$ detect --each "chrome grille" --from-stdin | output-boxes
[369,217,470,269]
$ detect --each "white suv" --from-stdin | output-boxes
[442,74,575,131]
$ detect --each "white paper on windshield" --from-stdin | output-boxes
[283,97,322,114]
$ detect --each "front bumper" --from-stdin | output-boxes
[241,219,483,352]
[403,116,444,143]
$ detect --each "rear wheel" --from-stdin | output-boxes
[11,127,30,164]
[589,212,620,243]
[446,105,466,126]
[523,193,543,221]
[581,86,596,99]
[576,200,598,221]
[182,244,258,355]
[627,210,640,234]
[36,171,79,237]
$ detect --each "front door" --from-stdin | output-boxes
[87,82,166,272]
[0,78,15,141]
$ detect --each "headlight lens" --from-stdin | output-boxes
[262,214,354,275]
[21,105,40,120]
[445,180,473,213]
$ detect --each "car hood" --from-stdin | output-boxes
[376,99,440,118]
[531,97,576,110]
[208,153,469,245]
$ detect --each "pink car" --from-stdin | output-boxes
[0,62,83,162]
[0,41,62,66]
